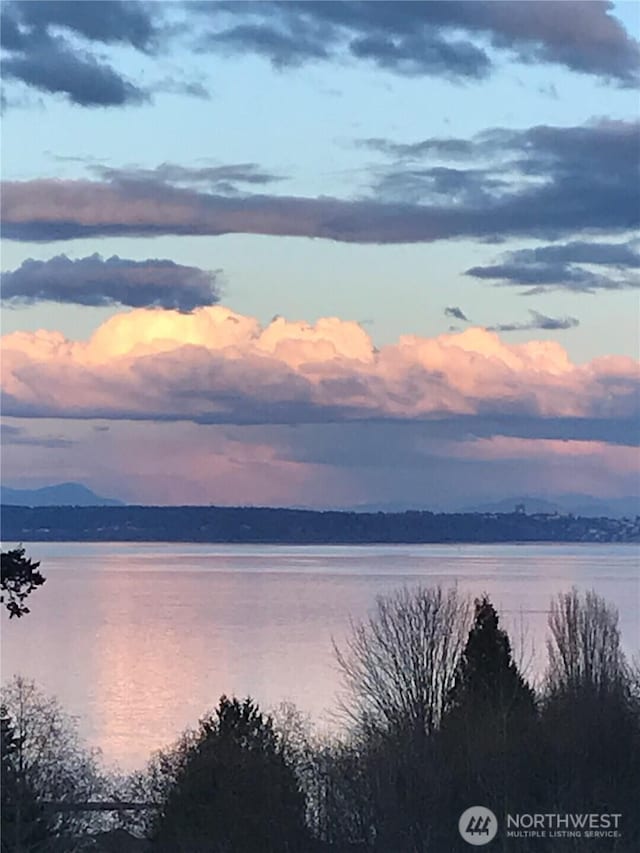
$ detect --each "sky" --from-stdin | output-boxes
[1,0,639,510]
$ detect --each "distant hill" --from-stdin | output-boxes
[0,482,124,507]
[462,495,639,519]
[2,504,638,543]
[463,496,563,515]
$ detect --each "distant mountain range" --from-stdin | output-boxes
[339,495,639,519]
[0,483,637,518]
[0,482,124,507]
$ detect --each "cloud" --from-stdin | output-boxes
[467,239,640,293]
[2,1,637,108]
[487,310,579,333]
[1,306,637,452]
[1,254,221,311]
[1,26,148,107]
[0,422,74,449]
[0,1,202,107]
[445,306,469,322]
[91,162,285,192]
[199,1,640,85]
[4,120,636,243]
[4,1,157,50]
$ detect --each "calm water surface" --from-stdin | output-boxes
[2,542,638,771]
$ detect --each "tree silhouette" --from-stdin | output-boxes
[1,704,51,853]
[540,589,640,847]
[1,548,45,618]
[0,677,107,849]
[447,595,535,718]
[438,597,537,849]
[334,586,471,738]
[151,695,310,853]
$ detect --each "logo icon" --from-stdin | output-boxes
[458,806,498,846]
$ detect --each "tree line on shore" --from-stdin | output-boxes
[2,581,639,852]
[4,504,637,543]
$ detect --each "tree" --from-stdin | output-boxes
[334,585,471,738]
[1,548,45,618]
[332,587,472,852]
[1,704,51,853]
[447,596,536,719]
[0,677,107,850]
[540,589,640,848]
[546,587,628,696]
[150,696,310,853]
[439,597,538,847]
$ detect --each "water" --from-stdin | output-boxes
[2,542,638,772]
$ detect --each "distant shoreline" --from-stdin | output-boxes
[2,504,638,544]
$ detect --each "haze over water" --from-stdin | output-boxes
[2,542,638,772]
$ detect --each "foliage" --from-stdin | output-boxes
[1,704,51,853]
[539,589,640,848]
[150,695,310,853]
[0,676,109,849]
[1,547,45,618]
[3,586,639,852]
[447,595,536,719]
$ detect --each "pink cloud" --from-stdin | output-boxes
[2,306,637,436]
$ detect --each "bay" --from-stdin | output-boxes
[2,542,638,771]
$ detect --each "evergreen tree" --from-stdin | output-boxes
[152,696,310,853]
[447,596,535,718]
[436,597,538,846]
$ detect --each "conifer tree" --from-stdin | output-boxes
[438,597,538,836]
[152,696,310,853]
[447,596,535,719]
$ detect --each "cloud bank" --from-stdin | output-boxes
[2,1,637,108]
[4,120,636,244]
[2,306,637,448]
[1,254,221,311]
[203,1,640,85]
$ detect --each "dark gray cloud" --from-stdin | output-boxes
[508,240,640,267]
[361,136,477,160]
[2,1,638,109]
[0,1,168,107]
[7,1,157,50]
[444,303,579,336]
[1,253,221,311]
[199,0,640,85]
[92,162,285,193]
[372,166,507,206]
[0,1,153,106]
[3,120,637,245]
[467,240,640,293]
[445,306,469,322]
[368,121,640,217]
[1,30,148,107]
[487,310,579,333]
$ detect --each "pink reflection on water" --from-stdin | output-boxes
[2,543,638,771]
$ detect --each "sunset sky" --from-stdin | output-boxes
[1,0,639,509]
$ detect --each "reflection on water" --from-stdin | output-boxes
[2,543,638,771]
